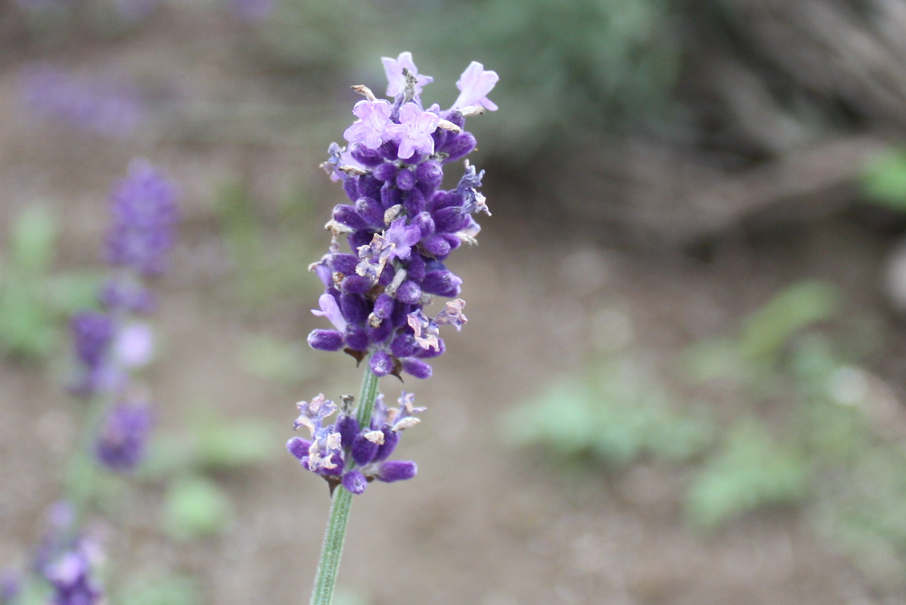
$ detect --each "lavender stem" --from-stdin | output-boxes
[309,363,380,605]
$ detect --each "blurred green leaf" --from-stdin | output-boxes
[11,205,57,274]
[194,419,281,470]
[237,334,315,385]
[861,148,906,210]
[739,280,841,361]
[163,475,233,540]
[119,574,202,605]
[686,422,810,528]
[679,336,746,384]
[0,206,100,361]
[505,359,712,468]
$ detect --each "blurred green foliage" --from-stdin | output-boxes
[504,358,713,468]
[118,574,202,605]
[139,412,282,540]
[236,333,317,385]
[507,278,906,585]
[861,147,906,211]
[162,475,235,541]
[215,180,319,313]
[685,421,810,528]
[264,0,681,162]
[0,205,99,361]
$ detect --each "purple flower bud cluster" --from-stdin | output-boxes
[287,393,422,494]
[94,403,153,472]
[309,52,497,380]
[105,160,180,276]
[69,161,178,473]
[43,542,103,605]
[9,503,106,605]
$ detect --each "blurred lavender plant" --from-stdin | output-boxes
[291,52,497,605]
[4,502,106,605]
[20,64,143,138]
[69,159,179,473]
[2,162,178,605]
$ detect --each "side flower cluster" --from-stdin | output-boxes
[308,52,497,380]
[287,393,422,494]
[69,159,179,473]
[2,503,105,605]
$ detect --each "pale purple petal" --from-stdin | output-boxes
[312,293,347,333]
[452,61,499,111]
[114,322,154,368]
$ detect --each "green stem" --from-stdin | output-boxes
[65,394,110,528]
[308,365,380,605]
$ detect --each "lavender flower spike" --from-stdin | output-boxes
[105,159,180,275]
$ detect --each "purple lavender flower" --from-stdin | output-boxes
[43,540,103,605]
[20,64,143,137]
[307,54,496,380]
[288,392,421,494]
[95,403,153,472]
[104,160,180,276]
[0,572,19,605]
[68,312,121,397]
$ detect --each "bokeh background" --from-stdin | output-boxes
[4,1,906,604]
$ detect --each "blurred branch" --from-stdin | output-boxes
[557,134,887,245]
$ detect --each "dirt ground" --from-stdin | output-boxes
[2,9,906,605]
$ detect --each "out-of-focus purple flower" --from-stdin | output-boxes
[43,540,103,605]
[70,312,113,369]
[0,571,19,605]
[385,104,439,159]
[100,277,156,314]
[95,403,153,472]
[231,0,274,21]
[113,323,155,368]
[20,64,143,137]
[105,159,180,276]
[452,61,499,111]
[344,100,392,150]
[114,0,159,21]
[288,391,422,494]
[382,52,433,99]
